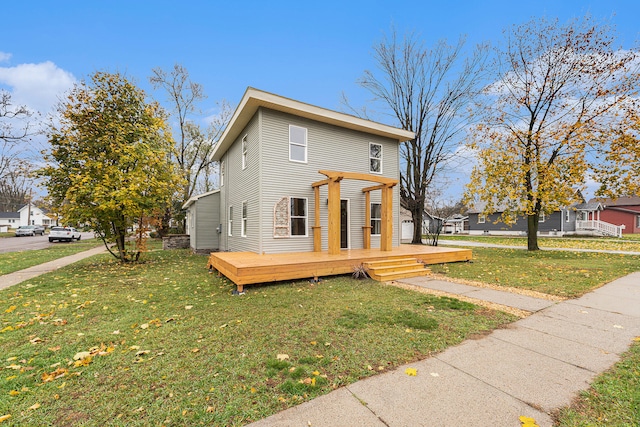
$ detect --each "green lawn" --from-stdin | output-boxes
[0,239,103,275]
[431,247,640,298]
[554,340,640,426]
[0,248,516,426]
[439,234,640,252]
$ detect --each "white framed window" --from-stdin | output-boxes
[290,197,308,236]
[369,143,382,173]
[220,160,224,187]
[228,206,233,237]
[636,215,640,228]
[241,201,247,237]
[241,135,248,170]
[289,125,307,163]
[565,210,570,222]
[371,203,382,235]
[478,215,486,224]
[539,212,545,223]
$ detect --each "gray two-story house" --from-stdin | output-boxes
[198,87,413,254]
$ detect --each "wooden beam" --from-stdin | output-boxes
[319,170,397,186]
[327,179,341,255]
[362,184,386,193]
[311,178,330,188]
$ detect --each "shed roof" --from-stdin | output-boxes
[210,88,415,161]
[182,189,220,210]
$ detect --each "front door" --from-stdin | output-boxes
[340,199,349,249]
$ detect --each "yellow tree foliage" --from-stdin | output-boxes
[40,72,183,262]
[465,16,639,250]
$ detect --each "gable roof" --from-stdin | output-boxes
[210,87,415,161]
[182,189,220,210]
[591,196,640,207]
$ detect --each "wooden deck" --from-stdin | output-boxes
[207,245,472,292]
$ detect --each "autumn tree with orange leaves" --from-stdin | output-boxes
[465,16,640,250]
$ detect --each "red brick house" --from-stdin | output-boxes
[595,196,640,234]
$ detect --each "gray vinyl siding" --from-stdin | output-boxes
[219,115,261,252]
[258,108,400,254]
[468,211,566,233]
[195,192,220,251]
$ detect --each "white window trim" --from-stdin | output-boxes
[228,206,233,237]
[241,201,247,237]
[241,135,248,170]
[289,125,308,163]
[371,202,382,236]
[565,210,570,222]
[539,212,545,223]
[478,215,486,224]
[290,197,308,237]
[369,142,383,174]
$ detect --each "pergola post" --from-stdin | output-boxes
[363,191,371,249]
[327,178,341,255]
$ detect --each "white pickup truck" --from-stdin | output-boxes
[49,226,82,242]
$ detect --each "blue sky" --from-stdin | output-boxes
[2,0,639,199]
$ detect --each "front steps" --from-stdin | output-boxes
[364,258,431,282]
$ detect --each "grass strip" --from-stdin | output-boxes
[0,240,103,276]
[430,247,640,298]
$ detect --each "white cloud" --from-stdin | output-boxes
[0,52,11,62]
[0,61,76,115]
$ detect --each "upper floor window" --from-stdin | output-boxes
[371,203,382,235]
[241,135,248,170]
[369,143,382,173]
[289,125,307,163]
[290,197,308,236]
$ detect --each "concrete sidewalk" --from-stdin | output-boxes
[248,272,640,427]
[0,245,107,290]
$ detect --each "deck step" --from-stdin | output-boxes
[364,258,431,282]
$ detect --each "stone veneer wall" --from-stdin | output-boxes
[162,234,190,250]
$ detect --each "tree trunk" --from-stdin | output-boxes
[411,207,424,244]
[527,214,540,251]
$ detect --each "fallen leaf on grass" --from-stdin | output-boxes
[74,357,92,368]
[30,337,43,344]
[28,403,41,410]
[73,351,91,361]
[185,305,193,310]
[9,390,19,396]
[48,346,61,352]
[276,354,289,361]
[206,406,215,413]
[0,414,11,423]
[4,306,16,313]
[42,367,68,383]
[405,368,417,376]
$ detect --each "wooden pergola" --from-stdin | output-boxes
[311,170,398,255]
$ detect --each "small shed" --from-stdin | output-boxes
[182,190,221,253]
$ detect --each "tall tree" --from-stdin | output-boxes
[358,30,488,244]
[465,16,639,250]
[40,71,183,262]
[149,64,231,232]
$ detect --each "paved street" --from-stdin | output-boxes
[0,232,95,254]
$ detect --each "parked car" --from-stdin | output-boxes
[49,226,82,242]
[15,225,44,236]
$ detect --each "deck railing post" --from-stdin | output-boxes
[381,185,393,251]
[327,178,341,255]
[363,191,371,249]
[313,186,322,252]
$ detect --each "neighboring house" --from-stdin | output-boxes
[597,196,640,234]
[0,212,20,228]
[399,209,467,241]
[199,87,414,255]
[182,190,220,253]
[467,200,623,237]
[18,204,54,228]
